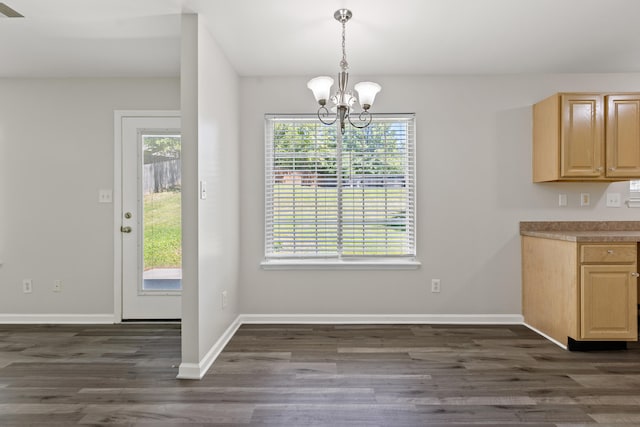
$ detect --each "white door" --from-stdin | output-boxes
[121,115,182,319]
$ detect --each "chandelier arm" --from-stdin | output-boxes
[347,110,373,129]
[317,106,338,126]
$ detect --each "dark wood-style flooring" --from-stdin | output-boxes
[1,323,640,426]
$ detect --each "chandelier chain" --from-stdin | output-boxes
[340,20,348,71]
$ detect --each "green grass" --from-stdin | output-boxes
[271,184,409,255]
[144,191,181,270]
[141,184,410,263]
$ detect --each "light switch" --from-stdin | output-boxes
[558,194,567,207]
[200,180,207,200]
[580,193,590,207]
[98,189,112,203]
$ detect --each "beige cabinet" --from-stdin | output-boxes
[579,244,638,340]
[533,92,640,182]
[522,237,638,347]
[606,95,640,178]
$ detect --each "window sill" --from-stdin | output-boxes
[260,259,421,270]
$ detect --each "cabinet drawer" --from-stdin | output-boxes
[580,244,636,263]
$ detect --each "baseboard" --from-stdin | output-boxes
[523,322,567,350]
[175,362,201,380]
[0,314,116,324]
[177,315,242,380]
[0,313,527,326]
[239,313,524,325]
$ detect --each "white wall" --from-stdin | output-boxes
[195,16,240,360]
[239,74,640,316]
[1,69,637,336]
[180,14,240,378]
[0,78,179,317]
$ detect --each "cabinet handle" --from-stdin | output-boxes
[596,167,603,172]
[608,167,616,171]
[632,272,640,278]
[607,250,614,254]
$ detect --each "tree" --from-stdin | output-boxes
[273,121,408,184]
[143,136,181,164]
[342,122,406,177]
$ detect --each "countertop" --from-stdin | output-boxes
[520,221,640,243]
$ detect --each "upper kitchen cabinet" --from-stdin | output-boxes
[606,95,640,178]
[533,93,640,182]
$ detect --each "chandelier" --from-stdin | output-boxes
[307,9,381,134]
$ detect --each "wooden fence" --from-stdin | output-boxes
[143,159,181,194]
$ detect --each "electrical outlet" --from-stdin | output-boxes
[53,280,62,292]
[23,279,32,293]
[222,290,228,309]
[431,279,441,293]
[606,193,621,207]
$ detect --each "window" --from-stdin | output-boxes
[630,180,640,207]
[264,114,416,267]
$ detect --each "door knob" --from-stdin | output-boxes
[631,272,640,278]
[120,226,132,233]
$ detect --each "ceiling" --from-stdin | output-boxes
[3,0,640,78]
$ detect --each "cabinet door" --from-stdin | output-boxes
[580,264,637,340]
[561,94,604,178]
[606,95,640,178]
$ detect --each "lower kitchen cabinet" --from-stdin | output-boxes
[522,237,638,348]
[581,264,637,340]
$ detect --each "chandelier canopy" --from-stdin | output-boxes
[307,9,381,134]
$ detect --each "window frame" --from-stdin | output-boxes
[262,113,420,270]
[629,180,640,207]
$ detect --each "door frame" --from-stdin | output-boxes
[113,110,181,322]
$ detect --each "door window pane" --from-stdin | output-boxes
[141,134,182,291]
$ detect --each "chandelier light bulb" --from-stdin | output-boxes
[307,76,334,105]
[354,82,381,110]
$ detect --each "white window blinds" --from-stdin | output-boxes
[265,114,416,260]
